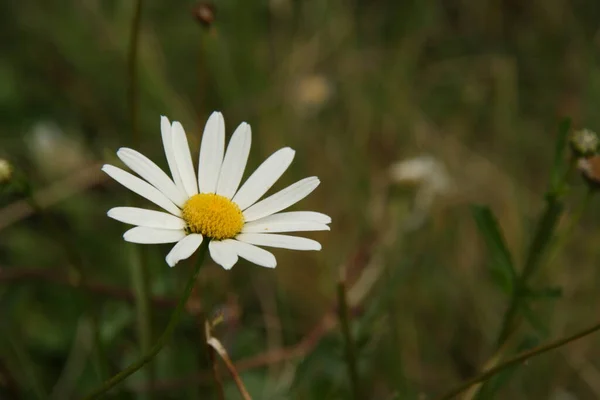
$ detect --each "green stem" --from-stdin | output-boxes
[436,319,600,400]
[128,0,142,146]
[126,0,154,392]
[495,193,563,348]
[128,246,153,393]
[83,241,209,400]
[473,122,575,399]
[90,310,110,383]
[549,188,594,264]
[337,280,362,400]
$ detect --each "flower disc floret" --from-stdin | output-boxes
[182,193,244,240]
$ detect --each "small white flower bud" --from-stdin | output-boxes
[570,129,599,156]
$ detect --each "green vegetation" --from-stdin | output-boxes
[2,0,600,398]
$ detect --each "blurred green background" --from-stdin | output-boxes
[2,0,600,399]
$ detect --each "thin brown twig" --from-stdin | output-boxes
[134,314,337,392]
[0,163,107,232]
[134,185,392,394]
[205,322,225,400]
[206,336,252,400]
[0,267,179,309]
[436,320,600,400]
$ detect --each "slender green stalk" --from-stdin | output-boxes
[337,280,362,400]
[128,0,143,146]
[495,194,563,347]
[474,132,574,398]
[128,246,153,395]
[548,188,594,264]
[90,311,110,382]
[126,0,154,393]
[436,320,600,400]
[83,241,209,400]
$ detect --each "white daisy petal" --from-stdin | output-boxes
[223,239,277,268]
[236,233,321,251]
[232,147,295,210]
[171,121,199,197]
[242,220,329,233]
[216,122,251,199]
[107,207,186,229]
[161,116,185,190]
[248,211,331,225]
[198,112,225,194]
[102,165,181,216]
[123,227,186,244]
[209,240,239,270]
[106,113,330,269]
[242,177,320,222]
[166,234,203,267]
[117,148,188,207]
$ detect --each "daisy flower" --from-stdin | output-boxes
[103,112,330,269]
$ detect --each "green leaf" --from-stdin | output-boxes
[470,205,517,293]
[523,286,563,301]
[521,196,563,280]
[520,119,570,282]
[520,304,549,336]
[489,263,514,294]
[549,117,571,194]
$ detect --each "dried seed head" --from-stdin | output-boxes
[192,2,216,28]
[577,155,600,188]
[570,128,599,157]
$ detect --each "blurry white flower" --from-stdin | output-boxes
[389,155,452,229]
[390,155,451,193]
[27,122,88,177]
[291,75,333,114]
[104,112,330,269]
[570,128,599,156]
[0,159,12,183]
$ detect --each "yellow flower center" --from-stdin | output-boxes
[182,193,244,240]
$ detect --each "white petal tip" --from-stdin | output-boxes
[166,258,177,267]
[206,111,224,123]
[161,116,171,129]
